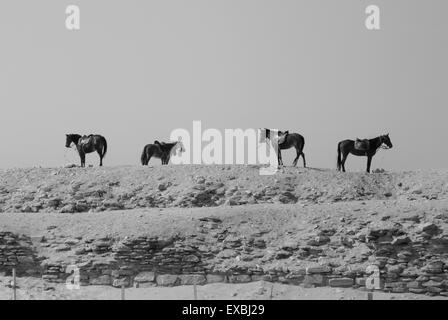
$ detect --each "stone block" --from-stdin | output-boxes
[90,275,111,286]
[391,287,407,293]
[285,274,305,285]
[422,280,443,287]
[206,274,226,284]
[228,274,252,283]
[251,275,274,282]
[156,274,179,287]
[406,281,421,289]
[112,277,130,288]
[409,288,426,294]
[302,274,325,287]
[134,272,156,283]
[355,278,366,286]
[329,278,354,288]
[426,286,443,293]
[306,266,331,274]
[178,274,206,286]
[135,281,157,288]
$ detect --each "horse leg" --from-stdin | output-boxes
[366,156,372,173]
[278,153,283,166]
[97,149,103,166]
[277,148,283,167]
[341,152,349,172]
[292,149,300,167]
[80,152,86,168]
[301,152,306,168]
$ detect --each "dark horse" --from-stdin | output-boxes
[337,134,393,173]
[141,140,185,165]
[259,129,305,167]
[65,134,108,167]
[278,132,306,167]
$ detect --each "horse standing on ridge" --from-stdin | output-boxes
[259,129,306,167]
[258,128,289,167]
[278,132,306,167]
[65,134,108,167]
[337,134,393,173]
[141,139,185,165]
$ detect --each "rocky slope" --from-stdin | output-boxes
[0,165,446,213]
[0,165,447,298]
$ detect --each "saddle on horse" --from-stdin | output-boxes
[154,140,176,154]
[79,135,94,151]
[354,138,370,151]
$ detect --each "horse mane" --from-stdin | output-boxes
[68,134,82,142]
[165,141,182,156]
[169,141,182,156]
[154,141,177,153]
[262,128,289,141]
[165,142,178,152]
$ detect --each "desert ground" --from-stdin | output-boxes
[1,276,447,300]
[0,165,447,300]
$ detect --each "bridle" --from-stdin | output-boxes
[279,131,288,145]
[262,129,287,145]
[67,135,77,149]
[172,141,185,155]
[379,135,390,150]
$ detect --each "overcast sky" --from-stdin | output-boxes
[0,0,447,170]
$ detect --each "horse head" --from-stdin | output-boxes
[258,128,267,143]
[258,128,288,144]
[65,134,80,148]
[381,133,393,149]
[278,130,289,144]
[174,139,185,155]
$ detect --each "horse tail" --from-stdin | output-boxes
[102,137,108,158]
[337,142,342,171]
[141,146,148,165]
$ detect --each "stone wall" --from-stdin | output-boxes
[2,219,448,296]
[37,222,448,296]
[0,232,41,276]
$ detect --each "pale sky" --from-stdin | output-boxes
[0,0,447,170]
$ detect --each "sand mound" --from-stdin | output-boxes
[0,165,447,299]
[0,165,446,213]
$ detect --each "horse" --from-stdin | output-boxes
[65,134,108,167]
[258,128,289,166]
[141,139,185,165]
[278,132,306,167]
[337,134,393,173]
